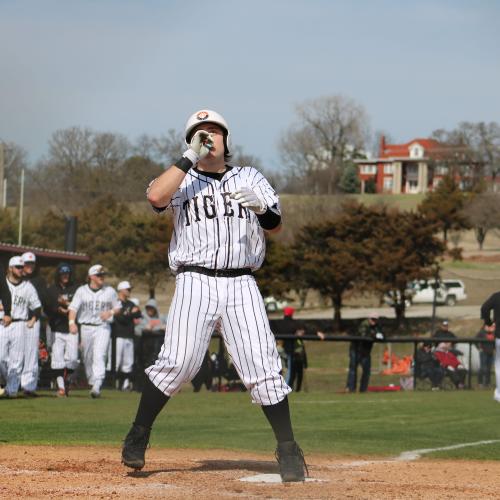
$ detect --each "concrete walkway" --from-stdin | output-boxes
[292,304,481,320]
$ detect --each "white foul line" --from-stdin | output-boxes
[396,439,500,461]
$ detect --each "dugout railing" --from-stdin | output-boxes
[270,334,494,391]
[102,332,494,392]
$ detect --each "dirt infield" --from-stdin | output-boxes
[1,445,500,499]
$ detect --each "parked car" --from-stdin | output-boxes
[409,279,467,306]
[264,296,288,313]
[442,279,468,304]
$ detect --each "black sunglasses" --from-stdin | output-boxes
[14,265,24,269]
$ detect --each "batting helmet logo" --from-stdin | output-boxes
[196,111,209,121]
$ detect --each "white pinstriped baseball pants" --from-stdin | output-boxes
[21,320,40,392]
[0,321,26,395]
[80,324,111,386]
[107,337,134,373]
[146,272,291,406]
[50,331,79,370]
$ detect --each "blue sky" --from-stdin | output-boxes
[1,0,499,169]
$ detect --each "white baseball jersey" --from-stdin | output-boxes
[69,285,120,325]
[147,165,291,406]
[166,166,280,272]
[5,278,41,319]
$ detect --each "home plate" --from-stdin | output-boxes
[240,474,324,483]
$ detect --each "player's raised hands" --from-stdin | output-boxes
[190,130,214,160]
[230,187,267,214]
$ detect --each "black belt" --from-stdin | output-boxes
[81,323,102,327]
[177,265,253,278]
[11,319,26,322]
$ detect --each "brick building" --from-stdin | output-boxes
[355,136,487,194]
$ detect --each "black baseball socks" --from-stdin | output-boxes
[133,377,170,429]
[261,396,295,443]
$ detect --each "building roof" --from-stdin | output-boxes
[381,138,443,159]
[0,242,90,266]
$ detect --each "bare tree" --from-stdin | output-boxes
[153,129,185,166]
[431,122,500,189]
[279,95,370,194]
[465,192,500,249]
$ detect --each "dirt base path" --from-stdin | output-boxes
[1,445,500,499]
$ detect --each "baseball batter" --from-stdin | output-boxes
[122,109,306,482]
[68,264,120,398]
[45,263,79,397]
[0,256,41,397]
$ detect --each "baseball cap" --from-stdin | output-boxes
[442,320,449,326]
[117,280,131,291]
[88,264,106,276]
[58,263,71,274]
[9,256,24,267]
[368,311,379,319]
[22,252,36,263]
[130,298,140,306]
[283,306,295,317]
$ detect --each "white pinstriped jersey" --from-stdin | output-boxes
[166,166,280,272]
[4,278,41,320]
[69,284,120,325]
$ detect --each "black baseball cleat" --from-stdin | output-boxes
[122,424,151,470]
[275,440,308,482]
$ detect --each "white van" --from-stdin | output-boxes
[409,279,467,306]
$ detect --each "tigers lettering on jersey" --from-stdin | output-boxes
[69,284,120,325]
[80,300,114,313]
[5,279,41,320]
[167,166,280,272]
[181,192,249,226]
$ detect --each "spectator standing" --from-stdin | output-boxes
[21,252,47,397]
[346,312,384,393]
[110,281,142,391]
[481,292,500,402]
[45,263,79,397]
[290,329,308,392]
[476,324,495,388]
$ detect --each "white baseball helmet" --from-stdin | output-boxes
[184,109,232,155]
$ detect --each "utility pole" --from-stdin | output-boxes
[18,168,25,245]
[0,143,4,208]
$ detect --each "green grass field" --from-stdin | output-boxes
[2,389,500,461]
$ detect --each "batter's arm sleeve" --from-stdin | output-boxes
[0,274,12,316]
[481,295,495,326]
